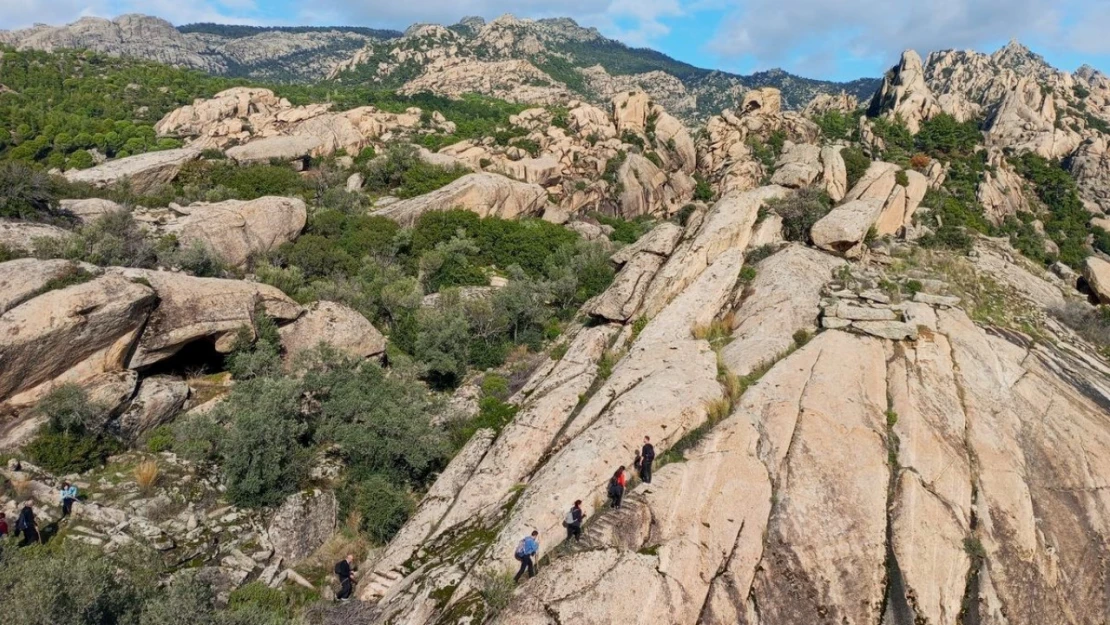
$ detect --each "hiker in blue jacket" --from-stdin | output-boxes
[513,530,540,582]
[60,481,78,518]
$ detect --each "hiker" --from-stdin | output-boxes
[60,481,78,518]
[607,466,627,509]
[513,530,540,582]
[563,500,585,542]
[334,554,356,601]
[639,436,655,484]
[0,512,8,538]
[14,501,39,546]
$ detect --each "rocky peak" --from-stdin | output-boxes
[869,49,942,132]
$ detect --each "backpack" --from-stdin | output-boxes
[607,476,621,498]
[514,538,529,560]
[564,509,576,526]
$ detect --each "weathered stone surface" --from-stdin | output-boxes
[845,161,900,204]
[913,292,962,307]
[834,303,898,321]
[150,197,307,268]
[0,259,89,314]
[586,252,664,322]
[973,242,1065,309]
[770,142,823,188]
[0,273,156,403]
[115,376,189,440]
[0,219,71,253]
[278,301,385,364]
[225,135,321,165]
[372,173,548,226]
[610,222,683,266]
[59,198,126,223]
[985,76,1081,160]
[870,50,942,133]
[359,429,495,601]
[744,331,889,624]
[977,148,1030,224]
[1085,255,1110,303]
[821,145,848,201]
[63,148,201,194]
[111,268,301,369]
[810,198,884,258]
[268,489,337,562]
[747,214,784,249]
[852,320,919,340]
[722,245,843,376]
[640,185,787,317]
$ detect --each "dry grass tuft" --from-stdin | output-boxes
[134,460,160,492]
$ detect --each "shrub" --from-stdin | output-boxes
[139,572,220,625]
[35,211,158,268]
[739,266,757,283]
[481,374,511,401]
[813,109,850,141]
[25,430,123,475]
[227,581,289,617]
[341,475,414,544]
[792,329,811,347]
[0,544,147,624]
[217,377,309,508]
[144,425,175,453]
[767,188,833,243]
[589,213,654,244]
[172,414,224,463]
[0,161,63,221]
[692,173,714,202]
[909,153,931,170]
[1050,302,1110,358]
[476,568,516,617]
[841,147,870,190]
[894,170,909,187]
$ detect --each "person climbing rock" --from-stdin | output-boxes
[607,466,627,508]
[513,530,540,582]
[60,481,78,518]
[639,436,655,484]
[563,500,585,542]
[334,553,356,600]
[14,501,39,547]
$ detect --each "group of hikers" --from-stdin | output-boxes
[513,436,655,583]
[1,478,80,547]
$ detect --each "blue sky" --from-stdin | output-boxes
[3,0,1110,81]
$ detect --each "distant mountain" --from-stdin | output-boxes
[0,13,879,119]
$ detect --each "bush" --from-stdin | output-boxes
[25,384,120,474]
[813,110,850,141]
[589,213,654,244]
[0,161,63,221]
[841,147,870,190]
[341,475,413,544]
[144,425,175,453]
[767,188,833,243]
[217,377,309,508]
[25,429,123,475]
[35,211,158,268]
[172,414,224,463]
[692,173,714,202]
[0,544,147,625]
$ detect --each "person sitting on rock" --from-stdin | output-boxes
[563,500,585,542]
[334,553,356,601]
[15,501,39,547]
[639,436,656,484]
[60,481,78,518]
[513,530,540,583]
[607,466,627,509]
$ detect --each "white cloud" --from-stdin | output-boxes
[0,0,109,29]
[704,0,1102,72]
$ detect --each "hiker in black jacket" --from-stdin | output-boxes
[563,500,586,542]
[334,554,356,601]
[14,501,39,547]
[639,436,656,484]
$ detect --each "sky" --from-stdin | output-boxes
[2,0,1109,81]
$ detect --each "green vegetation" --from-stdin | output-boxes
[0,48,241,168]
[841,146,870,190]
[766,188,834,243]
[1010,152,1095,267]
[24,385,122,474]
[590,213,655,244]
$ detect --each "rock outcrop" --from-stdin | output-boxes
[869,50,942,133]
[63,148,201,194]
[139,197,307,268]
[115,375,189,440]
[277,301,386,364]
[267,489,337,562]
[0,272,157,404]
[1084,255,1110,303]
[0,219,72,253]
[811,199,884,258]
[372,173,548,226]
[112,268,302,369]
